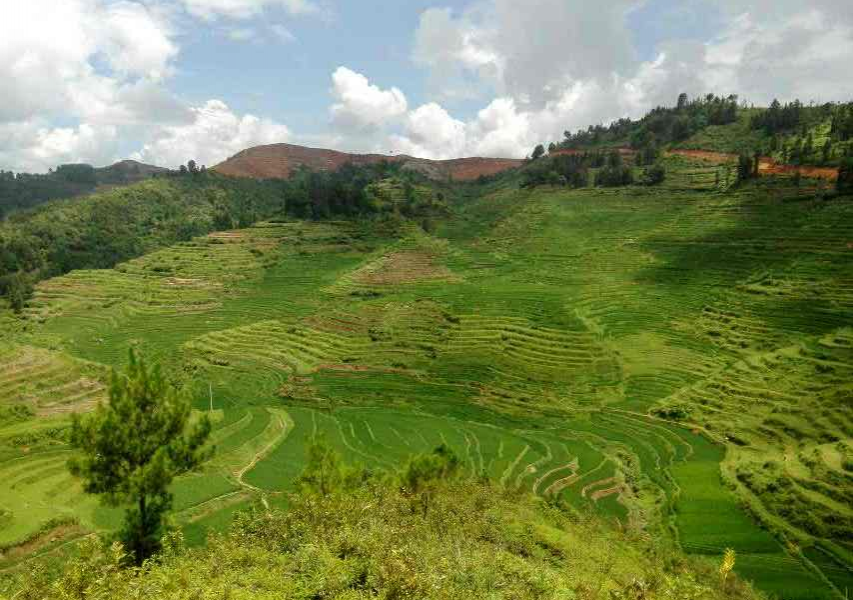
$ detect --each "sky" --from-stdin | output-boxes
[2,0,853,172]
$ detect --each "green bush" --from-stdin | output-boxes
[4,475,763,600]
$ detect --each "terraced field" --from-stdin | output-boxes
[1,156,851,598]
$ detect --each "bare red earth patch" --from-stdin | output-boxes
[213,143,523,182]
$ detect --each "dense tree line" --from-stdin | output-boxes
[0,175,281,310]
[559,93,740,150]
[750,100,853,166]
[0,161,172,219]
[521,149,664,189]
[750,99,853,138]
[750,99,807,135]
[0,165,99,218]
[830,104,853,142]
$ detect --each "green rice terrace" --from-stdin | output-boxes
[1,154,852,599]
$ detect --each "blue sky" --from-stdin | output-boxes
[2,0,852,171]
[171,0,479,128]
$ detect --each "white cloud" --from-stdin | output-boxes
[413,0,636,107]
[330,67,409,134]
[179,0,318,20]
[95,1,178,80]
[398,0,853,159]
[132,100,290,168]
[0,0,186,171]
[0,120,120,173]
[390,103,467,159]
[702,9,853,104]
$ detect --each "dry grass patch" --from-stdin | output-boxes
[351,250,457,285]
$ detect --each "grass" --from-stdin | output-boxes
[1,158,851,598]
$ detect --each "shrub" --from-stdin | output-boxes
[596,165,634,187]
[642,164,666,186]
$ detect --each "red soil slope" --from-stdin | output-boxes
[213,143,523,182]
[666,149,839,181]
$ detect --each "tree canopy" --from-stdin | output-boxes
[68,350,212,564]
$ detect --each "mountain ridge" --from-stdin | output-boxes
[213,142,524,181]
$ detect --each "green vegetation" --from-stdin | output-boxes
[4,445,763,600]
[557,94,853,169]
[560,93,739,150]
[0,162,445,311]
[68,350,212,565]
[0,101,851,598]
[0,161,169,219]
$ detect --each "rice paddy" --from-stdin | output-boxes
[1,156,851,598]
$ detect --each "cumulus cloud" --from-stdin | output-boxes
[0,0,297,172]
[0,0,177,124]
[702,9,853,103]
[413,0,636,107]
[397,0,853,158]
[330,67,409,134]
[95,1,179,79]
[389,103,467,159]
[132,100,291,168]
[0,121,120,173]
[0,0,190,171]
[179,0,318,20]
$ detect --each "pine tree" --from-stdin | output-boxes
[838,158,853,193]
[68,350,212,565]
[531,145,546,161]
[737,154,754,182]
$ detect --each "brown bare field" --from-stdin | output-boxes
[350,251,456,285]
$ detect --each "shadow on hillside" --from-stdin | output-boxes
[633,192,853,338]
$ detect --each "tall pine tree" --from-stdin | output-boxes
[68,350,212,565]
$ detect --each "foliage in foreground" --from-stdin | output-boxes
[8,444,763,600]
[68,350,212,565]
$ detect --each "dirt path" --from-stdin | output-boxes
[234,409,290,492]
[0,526,93,574]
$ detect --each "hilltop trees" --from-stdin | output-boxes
[521,152,591,188]
[752,99,804,134]
[68,350,212,565]
[560,93,738,151]
[0,166,100,215]
[531,144,546,161]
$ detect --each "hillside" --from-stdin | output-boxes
[213,142,523,181]
[1,147,851,598]
[94,159,168,184]
[2,474,762,599]
[0,159,168,217]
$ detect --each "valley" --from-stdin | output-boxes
[1,152,851,598]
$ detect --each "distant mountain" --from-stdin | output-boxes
[0,159,169,217]
[95,159,169,184]
[213,143,523,182]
